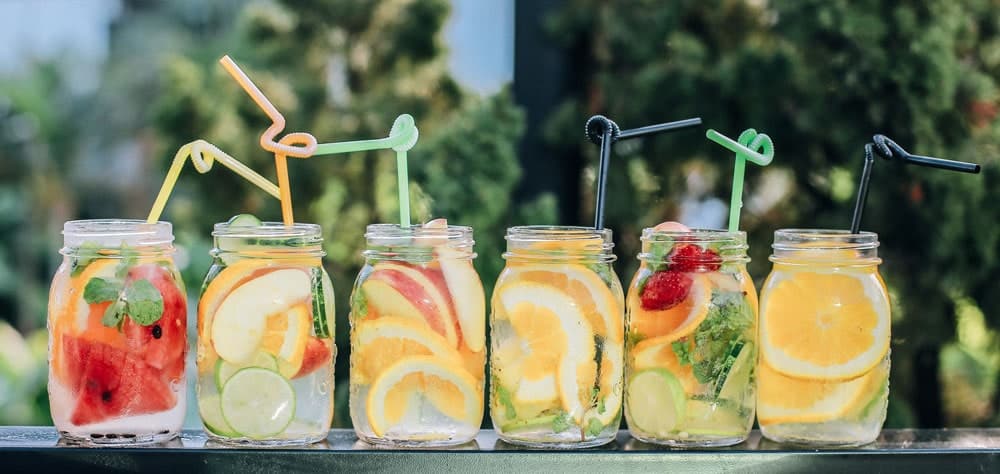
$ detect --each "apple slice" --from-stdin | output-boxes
[211,269,312,364]
[436,247,485,352]
[361,262,459,347]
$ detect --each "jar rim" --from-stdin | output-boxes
[213,221,322,240]
[365,223,473,241]
[62,219,173,247]
[505,225,612,241]
[773,228,878,251]
[642,227,746,243]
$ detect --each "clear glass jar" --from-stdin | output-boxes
[349,223,486,447]
[490,226,624,448]
[48,220,187,445]
[758,229,890,446]
[196,221,335,446]
[624,229,757,447]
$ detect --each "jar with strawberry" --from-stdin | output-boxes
[624,222,757,447]
[48,220,187,445]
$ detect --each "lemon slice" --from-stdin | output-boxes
[220,367,296,439]
[626,368,686,436]
[628,273,711,341]
[366,355,482,436]
[631,336,699,393]
[760,270,890,380]
[757,361,885,425]
[261,303,312,377]
[353,317,463,384]
[499,281,596,422]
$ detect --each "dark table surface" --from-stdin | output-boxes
[2,427,999,473]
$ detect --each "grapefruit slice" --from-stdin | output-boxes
[629,273,710,341]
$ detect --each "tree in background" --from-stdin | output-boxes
[543,0,1000,427]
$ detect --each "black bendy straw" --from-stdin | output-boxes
[586,115,703,229]
[850,134,981,233]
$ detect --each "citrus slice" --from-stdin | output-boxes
[584,342,624,426]
[628,273,710,341]
[760,270,890,380]
[717,343,754,402]
[505,264,623,343]
[260,303,312,377]
[352,317,463,384]
[626,368,686,436]
[199,393,239,437]
[498,281,596,422]
[214,351,279,391]
[757,361,883,425]
[681,399,747,436]
[220,367,296,439]
[366,355,482,436]
[631,336,699,393]
[361,262,459,347]
[52,259,118,379]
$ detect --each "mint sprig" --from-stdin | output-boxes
[551,411,572,433]
[83,276,164,329]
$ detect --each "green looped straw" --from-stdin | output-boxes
[312,114,419,227]
[706,128,775,232]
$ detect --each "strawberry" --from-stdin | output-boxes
[640,270,693,311]
[668,244,722,272]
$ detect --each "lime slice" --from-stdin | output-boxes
[499,414,559,434]
[311,268,334,339]
[717,342,754,401]
[215,351,279,391]
[220,367,296,439]
[626,368,686,436]
[681,399,747,436]
[199,393,239,437]
[227,214,262,227]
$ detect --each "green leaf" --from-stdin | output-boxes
[551,411,572,433]
[114,246,139,280]
[102,299,126,328]
[597,396,606,415]
[672,339,693,366]
[352,286,369,319]
[493,376,517,419]
[585,417,604,437]
[83,277,122,304]
[70,241,103,277]
[585,263,615,287]
[124,279,164,326]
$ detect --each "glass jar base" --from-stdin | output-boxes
[760,423,878,448]
[497,434,615,450]
[358,433,477,449]
[59,430,178,446]
[630,432,747,448]
[206,433,328,447]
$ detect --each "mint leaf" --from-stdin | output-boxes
[585,264,615,287]
[84,278,122,304]
[597,396,606,415]
[646,240,673,272]
[70,242,103,277]
[124,279,164,326]
[672,340,693,366]
[688,290,753,387]
[551,411,572,433]
[585,418,604,437]
[493,376,517,419]
[114,246,139,280]
[352,286,369,319]
[102,299,126,328]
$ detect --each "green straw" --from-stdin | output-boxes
[312,114,419,227]
[706,128,775,232]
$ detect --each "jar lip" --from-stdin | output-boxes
[773,228,878,250]
[365,223,473,241]
[506,225,612,242]
[63,219,173,247]
[213,221,322,240]
[642,227,746,243]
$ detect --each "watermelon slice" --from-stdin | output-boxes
[62,335,177,426]
[123,264,187,379]
[293,336,333,378]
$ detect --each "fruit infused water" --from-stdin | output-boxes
[624,225,757,446]
[758,230,889,446]
[48,220,187,444]
[349,222,486,447]
[196,216,335,445]
[490,226,624,448]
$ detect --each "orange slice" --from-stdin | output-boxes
[757,360,887,425]
[260,303,312,377]
[366,355,482,436]
[631,336,699,393]
[352,317,463,384]
[628,273,711,341]
[760,270,890,380]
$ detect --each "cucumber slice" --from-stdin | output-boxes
[199,393,239,437]
[499,414,559,434]
[626,368,686,436]
[717,342,753,401]
[220,367,296,439]
[681,399,747,436]
[215,352,280,391]
[311,268,335,338]
[227,214,262,227]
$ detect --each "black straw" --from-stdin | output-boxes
[587,115,702,229]
[849,134,981,234]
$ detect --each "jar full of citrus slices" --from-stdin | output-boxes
[490,226,625,448]
[758,229,890,446]
[349,222,486,447]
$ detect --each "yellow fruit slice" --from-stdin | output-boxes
[584,342,624,426]
[760,270,890,380]
[631,336,699,393]
[757,361,886,425]
[366,355,482,436]
[353,317,463,384]
[499,281,596,422]
[628,273,711,341]
[260,303,312,377]
[505,264,623,343]
[52,259,120,379]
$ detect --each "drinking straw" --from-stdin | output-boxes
[585,115,702,229]
[146,140,281,223]
[706,128,775,232]
[849,134,981,233]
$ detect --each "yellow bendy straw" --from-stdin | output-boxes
[145,140,281,223]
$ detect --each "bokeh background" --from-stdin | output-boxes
[0,0,997,430]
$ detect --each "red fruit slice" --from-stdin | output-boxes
[123,264,187,380]
[668,244,722,272]
[294,337,333,378]
[640,271,693,311]
[62,335,176,426]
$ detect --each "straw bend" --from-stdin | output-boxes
[706,128,774,166]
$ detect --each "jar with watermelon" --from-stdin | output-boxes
[196,215,335,445]
[48,220,187,445]
[624,223,757,447]
[348,220,485,447]
[490,226,625,448]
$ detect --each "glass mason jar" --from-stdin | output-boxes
[196,221,336,445]
[758,229,890,446]
[624,229,757,447]
[48,220,187,445]
[349,223,486,447]
[490,226,625,448]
